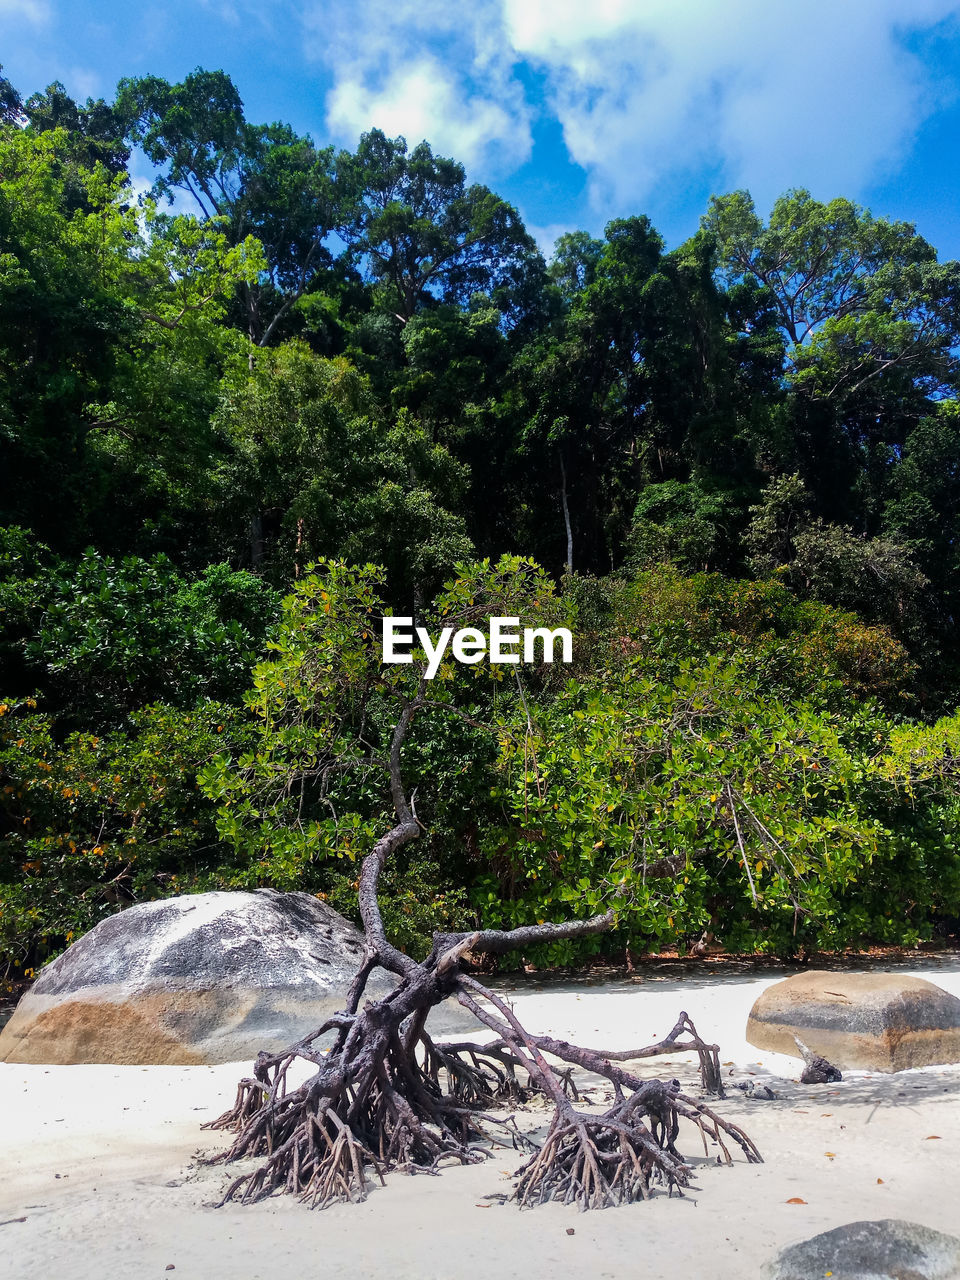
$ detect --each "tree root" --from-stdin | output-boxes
[205,978,760,1211]
[515,1085,691,1209]
[205,762,760,1212]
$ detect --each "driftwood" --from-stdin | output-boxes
[206,689,761,1210]
[794,1035,843,1084]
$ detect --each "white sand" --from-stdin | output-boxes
[4,961,960,1280]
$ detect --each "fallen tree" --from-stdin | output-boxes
[207,674,761,1210]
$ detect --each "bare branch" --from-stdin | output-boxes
[447,908,616,959]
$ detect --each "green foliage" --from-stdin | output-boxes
[338,128,539,320]
[704,188,960,400]
[0,123,262,557]
[745,473,930,654]
[0,697,247,970]
[626,480,735,572]
[473,570,933,961]
[4,60,960,971]
[566,566,915,704]
[197,556,568,952]
[0,540,279,728]
[213,341,474,598]
[481,661,886,961]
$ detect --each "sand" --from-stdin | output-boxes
[4,960,960,1280]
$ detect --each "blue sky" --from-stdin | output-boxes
[4,0,960,259]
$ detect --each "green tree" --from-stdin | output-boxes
[338,129,539,322]
[212,341,473,602]
[0,697,249,971]
[118,69,345,345]
[704,189,960,525]
[25,80,129,175]
[0,125,262,557]
[18,553,279,728]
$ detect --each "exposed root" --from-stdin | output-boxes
[205,980,759,1212]
[206,760,760,1213]
[208,1028,492,1205]
[515,1087,692,1210]
[420,1034,537,1105]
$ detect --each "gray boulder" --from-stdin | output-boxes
[771,1219,960,1280]
[0,889,474,1065]
[747,971,960,1072]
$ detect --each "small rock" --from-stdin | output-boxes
[733,1079,778,1099]
[770,1219,960,1279]
[793,1033,842,1083]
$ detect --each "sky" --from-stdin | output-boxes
[4,0,960,259]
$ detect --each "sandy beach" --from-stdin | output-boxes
[4,959,960,1280]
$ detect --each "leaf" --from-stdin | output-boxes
[924,1135,942,1140]
[786,1197,807,1205]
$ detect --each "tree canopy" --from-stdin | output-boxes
[4,64,960,975]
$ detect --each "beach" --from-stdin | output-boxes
[4,959,960,1280]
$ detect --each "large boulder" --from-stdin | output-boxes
[770,1219,960,1280]
[0,889,473,1065]
[747,970,960,1072]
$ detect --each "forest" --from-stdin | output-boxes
[3,64,960,978]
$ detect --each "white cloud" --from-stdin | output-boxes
[303,0,960,215]
[0,0,51,24]
[503,0,960,212]
[499,0,960,212]
[302,0,533,175]
[326,56,528,173]
[525,220,578,256]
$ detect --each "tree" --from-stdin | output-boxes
[703,190,960,525]
[0,65,24,126]
[212,341,473,602]
[15,549,279,729]
[25,81,130,176]
[883,405,960,692]
[626,479,736,572]
[745,473,929,644]
[548,230,605,305]
[338,129,538,323]
[201,557,760,1209]
[703,189,960,400]
[0,124,262,557]
[118,69,344,345]
[0,697,250,972]
[512,217,767,576]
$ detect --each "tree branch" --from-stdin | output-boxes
[444,908,616,959]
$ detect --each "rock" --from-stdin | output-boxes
[733,1079,779,1099]
[746,971,960,1073]
[770,1219,960,1280]
[0,890,475,1065]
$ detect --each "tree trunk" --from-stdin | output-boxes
[559,450,573,576]
[249,513,264,569]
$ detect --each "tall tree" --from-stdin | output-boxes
[338,128,539,323]
[25,81,130,175]
[0,124,260,556]
[118,69,344,345]
[703,189,960,524]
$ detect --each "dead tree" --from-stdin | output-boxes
[207,688,761,1210]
